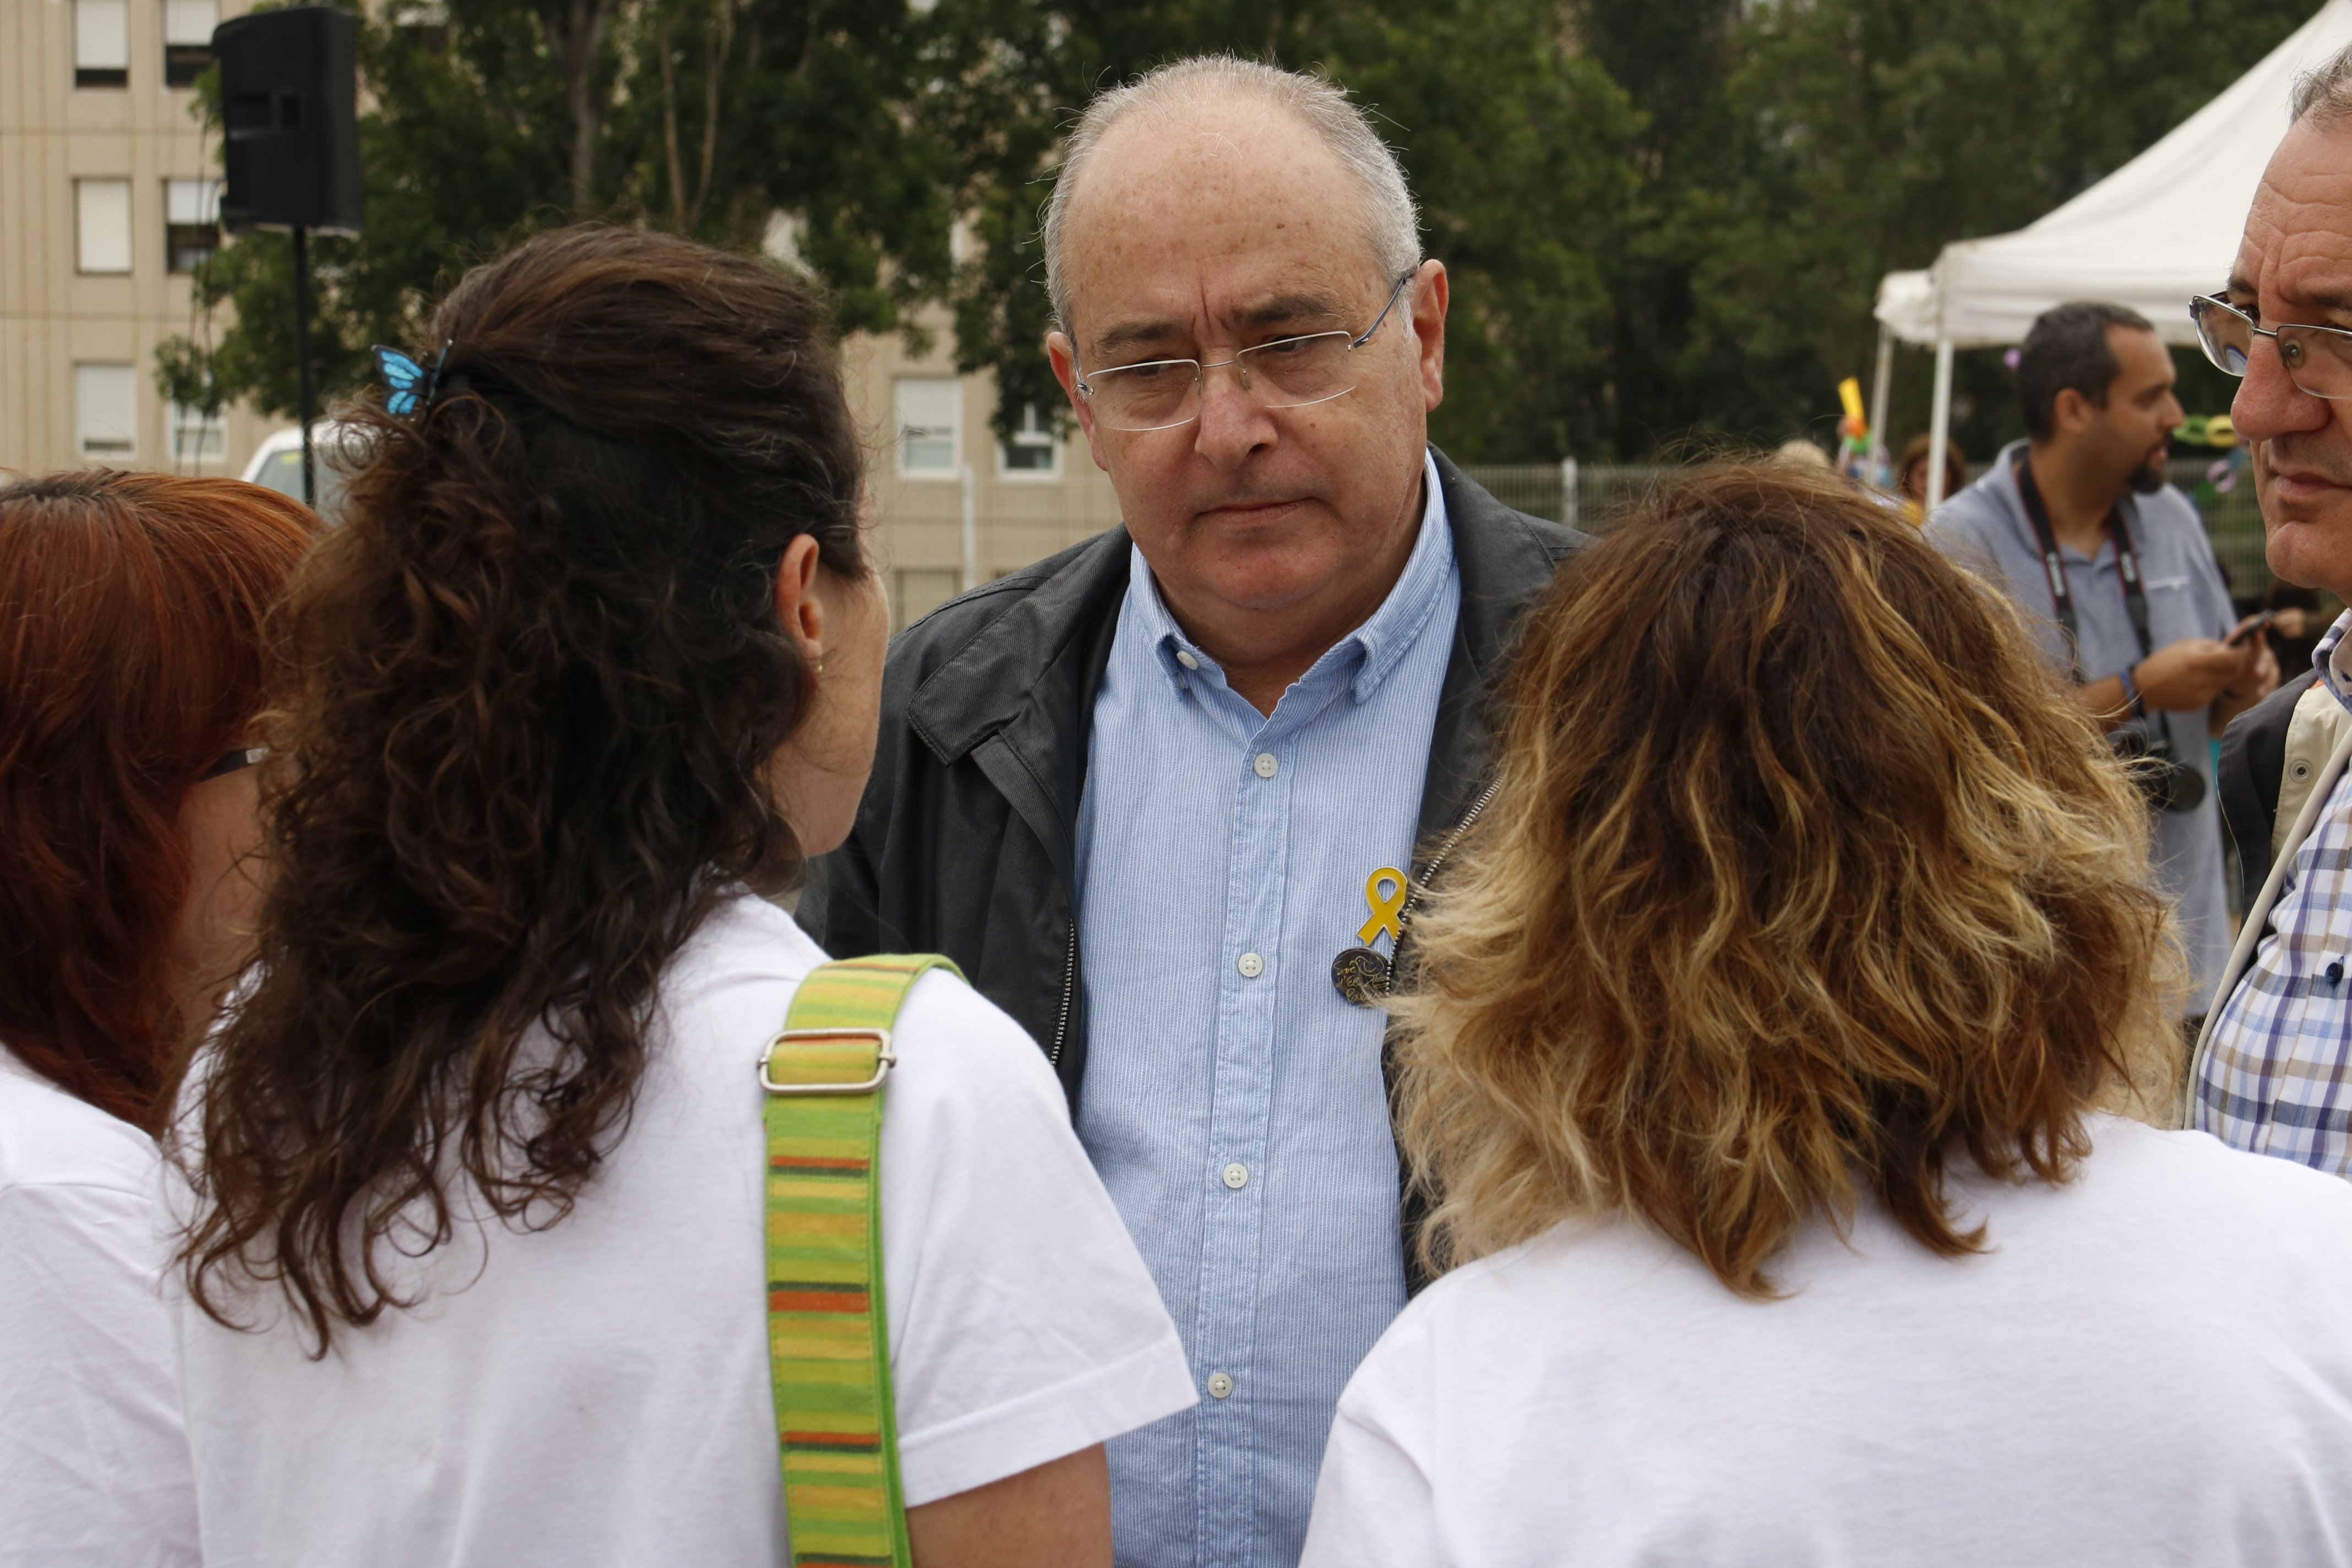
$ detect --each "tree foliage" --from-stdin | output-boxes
[168,0,2323,461]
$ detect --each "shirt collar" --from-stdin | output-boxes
[1988,438,2146,562]
[1129,449,1455,706]
[2317,610,2352,711]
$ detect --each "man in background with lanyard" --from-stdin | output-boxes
[1931,301,2276,1022]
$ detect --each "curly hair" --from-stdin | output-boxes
[169,226,867,1347]
[0,471,314,1127]
[1390,463,2182,1299]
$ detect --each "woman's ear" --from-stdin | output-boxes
[772,535,826,659]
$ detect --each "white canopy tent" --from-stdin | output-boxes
[1870,0,2352,507]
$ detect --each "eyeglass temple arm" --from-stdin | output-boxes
[1351,268,1422,351]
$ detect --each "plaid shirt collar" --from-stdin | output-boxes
[2316,610,2352,712]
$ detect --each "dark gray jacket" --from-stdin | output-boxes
[798,449,1587,1118]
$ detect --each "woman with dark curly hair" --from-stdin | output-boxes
[1,469,313,1564]
[1300,464,2352,1567]
[165,227,1192,1567]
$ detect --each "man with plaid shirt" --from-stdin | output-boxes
[2192,45,2352,1167]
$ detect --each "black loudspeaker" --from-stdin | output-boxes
[213,7,363,236]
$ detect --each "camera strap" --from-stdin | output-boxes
[2013,450,2153,683]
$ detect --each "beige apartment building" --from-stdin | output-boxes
[1,0,1120,628]
[846,324,1124,628]
[1,0,278,478]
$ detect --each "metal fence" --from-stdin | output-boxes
[1463,455,2281,607]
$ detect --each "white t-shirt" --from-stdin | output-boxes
[0,1046,199,1568]
[1303,1117,2352,1568]
[170,893,1196,1567]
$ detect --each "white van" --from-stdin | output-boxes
[239,421,363,523]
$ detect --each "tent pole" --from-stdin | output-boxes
[1868,325,1894,485]
[1925,337,1955,511]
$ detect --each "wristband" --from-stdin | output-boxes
[2118,663,2145,718]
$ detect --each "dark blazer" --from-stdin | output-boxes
[801,448,1583,1095]
[2219,667,2321,909]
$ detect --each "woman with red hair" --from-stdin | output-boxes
[0,469,313,1561]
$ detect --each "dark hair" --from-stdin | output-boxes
[2016,302,2157,441]
[172,225,867,1346]
[1393,462,2179,1297]
[0,471,314,1128]
[1897,432,1967,501]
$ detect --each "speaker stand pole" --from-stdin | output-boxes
[292,222,315,505]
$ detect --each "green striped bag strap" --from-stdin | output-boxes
[761,953,962,1568]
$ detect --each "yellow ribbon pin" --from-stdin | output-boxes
[1357,867,1408,947]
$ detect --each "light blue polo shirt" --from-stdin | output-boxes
[1928,439,2236,999]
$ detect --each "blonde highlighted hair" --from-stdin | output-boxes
[1392,462,2182,1298]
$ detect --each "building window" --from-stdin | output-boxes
[893,569,961,631]
[165,178,221,273]
[998,402,1061,477]
[77,180,134,274]
[164,0,217,88]
[77,364,138,458]
[895,377,960,477]
[170,400,225,462]
[74,0,129,87]
[390,0,450,52]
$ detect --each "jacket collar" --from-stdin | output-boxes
[1414,445,1567,844]
[907,527,1130,766]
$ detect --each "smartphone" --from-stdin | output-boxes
[2226,610,2277,647]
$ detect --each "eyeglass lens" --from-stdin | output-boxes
[2194,297,2352,400]
[1086,331,1361,432]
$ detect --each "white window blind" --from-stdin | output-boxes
[170,401,225,462]
[166,177,221,225]
[895,377,961,476]
[77,180,134,274]
[164,0,217,46]
[75,0,129,68]
[78,364,138,458]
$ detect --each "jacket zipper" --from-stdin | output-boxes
[1048,923,1077,1066]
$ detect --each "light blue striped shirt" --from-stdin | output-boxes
[1074,452,1458,1568]
[2198,611,2352,1171]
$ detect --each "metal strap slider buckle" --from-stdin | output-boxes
[759,1026,896,1095]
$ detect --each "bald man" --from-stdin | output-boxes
[801,57,1586,1568]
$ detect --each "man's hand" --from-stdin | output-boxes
[2134,636,2261,712]
[2212,618,2282,735]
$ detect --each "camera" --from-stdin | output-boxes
[2107,723,2206,814]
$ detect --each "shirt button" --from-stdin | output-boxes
[1175,649,1200,670]
[1222,1162,1249,1189]
[1253,752,1279,778]
[2329,960,2345,984]
[1237,951,1265,978]
[1207,1371,1235,1400]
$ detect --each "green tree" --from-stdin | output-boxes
[1652,0,2315,456]
[929,0,1639,455]
[165,0,955,421]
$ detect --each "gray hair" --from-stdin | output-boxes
[2293,41,2352,130]
[1039,56,1422,334]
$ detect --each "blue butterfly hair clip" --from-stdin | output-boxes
[373,340,453,418]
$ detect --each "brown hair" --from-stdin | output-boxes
[0,471,314,1127]
[1898,432,1967,504]
[1391,462,2180,1298]
[171,226,867,1347]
